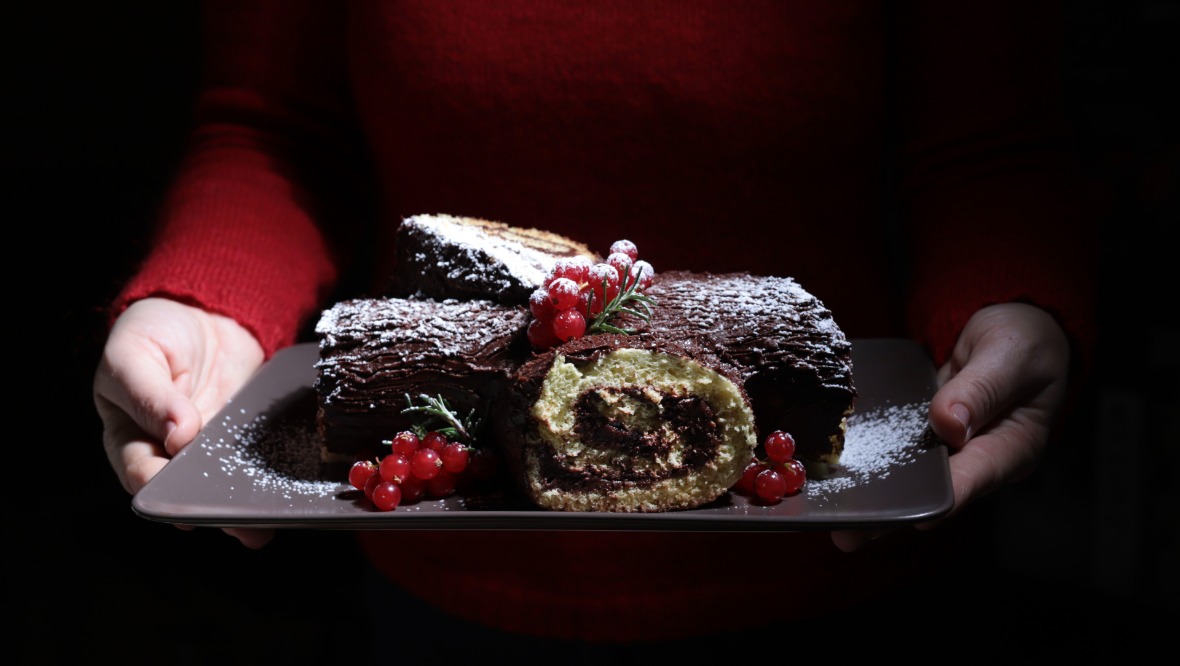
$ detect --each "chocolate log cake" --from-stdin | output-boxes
[313,297,529,461]
[494,271,855,512]
[389,214,598,304]
[314,217,854,512]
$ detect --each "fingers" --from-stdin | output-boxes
[95,377,201,495]
[921,303,1069,525]
[928,337,1026,451]
[928,304,1066,452]
[917,411,1051,529]
[95,397,172,494]
[93,311,204,494]
[94,336,204,455]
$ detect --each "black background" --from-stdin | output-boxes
[13,1,1177,662]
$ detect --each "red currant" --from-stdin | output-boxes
[421,431,448,452]
[754,468,788,503]
[735,459,766,495]
[547,256,592,287]
[426,470,458,498]
[578,288,603,318]
[371,480,402,511]
[364,471,382,500]
[400,476,426,503]
[547,277,581,311]
[609,239,639,262]
[606,253,634,288]
[779,459,807,495]
[349,460,378,491]
[410,447,443,480]
[587,263,621,305]
[764,430,796,463]
[630,260,654,290]
[441,442,470,473]
[529,287,558,321]
[552,308,587,341]
[389,431,420,457]
[527,317,561,349]
[379,453,411,484]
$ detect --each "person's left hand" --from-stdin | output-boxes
[831,302,1071,552]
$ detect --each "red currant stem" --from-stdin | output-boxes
[586,276,655,336]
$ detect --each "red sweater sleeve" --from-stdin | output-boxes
[111,0,367,357]
[894,1,1102,372]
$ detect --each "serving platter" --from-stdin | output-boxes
[132,339,953,530]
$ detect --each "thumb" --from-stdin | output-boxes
[923,335,1050,526]
[928,338,1027,452]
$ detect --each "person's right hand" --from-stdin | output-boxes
[93,297,272,548]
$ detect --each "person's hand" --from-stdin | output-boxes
[832,302,1070,552]
[93,297,272,548]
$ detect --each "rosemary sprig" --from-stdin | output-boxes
[585,271,656,335]
[399,393,482,443]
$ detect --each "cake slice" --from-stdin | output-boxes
[390,213,599,304]
[316,214,855,513]
[313,296,530,462]
[493,271,855,512]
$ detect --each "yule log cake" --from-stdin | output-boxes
[312,215,855,511]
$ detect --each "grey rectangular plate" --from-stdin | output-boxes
[132,339,953,530]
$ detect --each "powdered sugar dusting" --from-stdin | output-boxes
[408,214,555,288]
[313,297,528,409]
[197,405,342,503]
[645,271,854,389]
[315,297,523,357]
[808,401,930,498]
[186,399,933,513]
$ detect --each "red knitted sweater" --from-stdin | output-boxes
[115,0,1097,642]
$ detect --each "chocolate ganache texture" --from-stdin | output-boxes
[313,296,529,460]
[637,271,856,464]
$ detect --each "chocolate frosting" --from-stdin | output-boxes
[314,296,529,455]
[639,271,854,392]
[636,271,856,461]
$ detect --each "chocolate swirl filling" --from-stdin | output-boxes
[517,347,758,511]
[537,388,721,493]
[574,388,718,463]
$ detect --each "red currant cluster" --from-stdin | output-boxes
[348,430,494,511]
[527,239,655,349]
[733,430,807,503]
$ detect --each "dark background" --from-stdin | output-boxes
[13,1,1177,662]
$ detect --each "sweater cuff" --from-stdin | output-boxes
[109,162,339,358]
